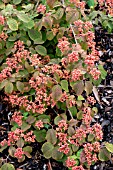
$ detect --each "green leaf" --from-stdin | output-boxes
[54,114,67,125]
[41,142,54,159]
[7,18,18,31]
[16,81,24,92]
[88,134,94,142]
[17,12,31,23]
[87,0,96,7]
[34,129,46,142]
[105,143,113,153]
[98,148,111,161]
[0,79,8,90]
[61,80,69,92]
[5,81,13,94]
[46,31,54,40]
[28,29,42,41]
[13,0,22,5]
[46,129,57,145]
[54,8,64,20]
[77,111,83,120]
[52,146,63,160]
[24,20,35,29]
[17,138,24,148]
[52,85,62,101]
[77,149,83,159]
[23,146,32,153]
[77,95,84,101]
[98,65,107,79]
[1,163,15,170]
[35,45,47,56]
[69,106,77,117]
[21,122,31,132]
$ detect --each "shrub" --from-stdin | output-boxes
[0,0,112,170]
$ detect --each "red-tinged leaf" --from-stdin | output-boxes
[8,146,16,157]
[52,85,62,101]
[42,16,53,29]
[85,81,93,95]
[46,129,57,145]
[26,115,36,124]
[16,138,24,148]
[73,81,84,96]
[47,0,56,8]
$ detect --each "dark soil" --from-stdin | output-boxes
[0,26,113,170]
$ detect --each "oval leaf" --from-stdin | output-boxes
[46,129,57,145]
[16,81,24,92]
[61,80,69,92]
[35,45,47,56]
[52,85,62,101]
[105,143,113,153]
[34,129,46,142]
[7,18,18,31]
[17,12,30,23]
[5,81,13,94]
[41,142,54,159]
[1,163,15,170]
[52,146,63,160]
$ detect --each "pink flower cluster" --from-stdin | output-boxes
[0,128,35,147]
[83,142,100,166]
[14,148,24,159]
[37,4,46,13]
[87,96,96,105]
[0,31,8,41]
[69,127,86,146]
[24,131,35,142]
[68,51,79,63]
[82,107,92,127]
[12,111,23,126]
[35,120,44,129]
[72,165,85,170]
[66,157,76,168]
[71,69,82,81]
[90,68,101,80]
[0,15,5,25]
[57,37,70,53]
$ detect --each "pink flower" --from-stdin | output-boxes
[72,165,85,170]
[57,37,70,54]
[37,4,46,13]
[14,148,24,159]
[68,51,79,63]
[90,68,101,80]
[71,69,82,81]
[0,15,5,25]
[12,111,23,126]
[35,120,44,130]
[66,157,76,168]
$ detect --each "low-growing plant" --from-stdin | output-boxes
[0,0,112,170]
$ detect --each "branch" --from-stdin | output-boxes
[70,24,78,44]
